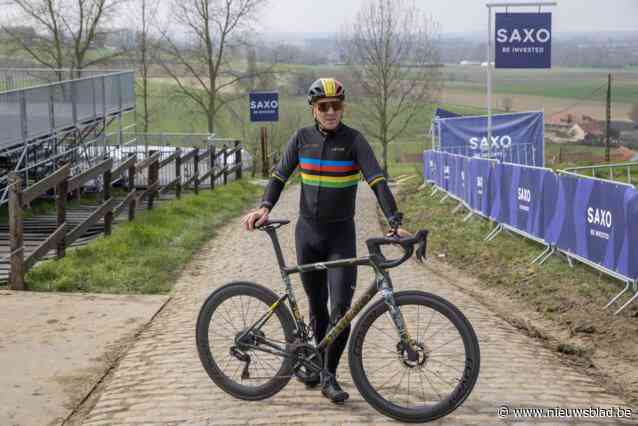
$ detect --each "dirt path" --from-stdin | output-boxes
[75,183,634,425]
[0,291,168,426]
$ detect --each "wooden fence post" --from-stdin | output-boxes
[214,144,215,191]
[223,145,228,185]
[8,173,25,290]
[193,147,200,195]
[148,150,158,210]
[175,148,182,199]
[56,168,67,259]
[235,140,242,180]
[103,167,112,235]
[128,153,136,221]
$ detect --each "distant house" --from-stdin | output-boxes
[567,123,587,141]
[546,113,576,129]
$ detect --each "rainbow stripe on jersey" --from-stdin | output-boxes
[299,157,361,189]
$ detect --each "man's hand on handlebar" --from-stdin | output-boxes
[386,227,412,239]
[241,206,270,231]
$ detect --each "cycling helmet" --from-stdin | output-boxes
[307,78,345,105]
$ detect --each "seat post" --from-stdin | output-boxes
[265,228,288,270]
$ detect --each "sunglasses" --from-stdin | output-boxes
[316,101,343,113]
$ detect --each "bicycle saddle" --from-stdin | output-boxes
[256,219,290,230]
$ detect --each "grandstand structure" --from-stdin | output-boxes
[0,68,136,204]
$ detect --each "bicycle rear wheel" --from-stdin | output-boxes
[196,281,296,400]
[349,291,480,423]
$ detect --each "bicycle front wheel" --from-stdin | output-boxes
[196,281,296,401]
[349,291,480,423]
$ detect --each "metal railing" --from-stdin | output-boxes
[563,161,638,186]
[437,143,538,166]
[0,68,130,92]
[0,69,135,149]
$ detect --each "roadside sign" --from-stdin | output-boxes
[249,91,279,122]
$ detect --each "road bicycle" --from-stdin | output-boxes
[196,219,480,423]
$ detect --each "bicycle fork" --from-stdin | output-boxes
[378,271,421,363]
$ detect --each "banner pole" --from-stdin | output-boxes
[487,5,493,159]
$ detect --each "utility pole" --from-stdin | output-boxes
[605,73,611,163]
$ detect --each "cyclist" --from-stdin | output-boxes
[242,78,409,404]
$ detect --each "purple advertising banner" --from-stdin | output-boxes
[437,112,544,167]
[423,150,434,182]
[495,13,552,69]
[460,156,471,204]
[545,174,638,279]
[441,152,450,191]
[434,151,444,187]
[468,158,494,217]
[494,163,553,239]
[448,155,461,199]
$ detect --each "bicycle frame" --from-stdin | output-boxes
[256,227,417,355]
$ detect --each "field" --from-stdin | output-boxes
[118,63,638,179]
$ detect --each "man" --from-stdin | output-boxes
[242,78,409,404]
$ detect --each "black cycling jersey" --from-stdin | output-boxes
[261,123,401,225]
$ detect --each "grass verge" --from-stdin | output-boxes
[395,176,638,402]
[25,180,262,294]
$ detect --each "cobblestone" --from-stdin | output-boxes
[82,184,633,425]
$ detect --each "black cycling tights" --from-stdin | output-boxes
[295,217,357,376]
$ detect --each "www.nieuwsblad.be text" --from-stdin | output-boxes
[497,405,633,420]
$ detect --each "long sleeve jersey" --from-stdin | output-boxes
[261,123,401,225]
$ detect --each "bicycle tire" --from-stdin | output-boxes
[349,290,480,423]
[196,281,296,401]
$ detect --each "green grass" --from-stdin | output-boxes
[396,177,637,392]
[398,179,633,317]
[443,65,638,104]
[25,180,262,293]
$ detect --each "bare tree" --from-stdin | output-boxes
[125,0,159,132]
[2,0,128,72]
[156,0,275,134]
[501,96,513,112]
[339,0,441,177]
[629,103,638,124]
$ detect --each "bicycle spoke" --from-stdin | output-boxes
[371,320,399,343]
[421,307,437,340]
[415,368,429,403]
[407,369,411,407]
[416,305,421,342]
[427,357,464,373]
[420,366,444,401]
[430,334,463,354]
[208,329,234,341]
[364,356,402,380]
[427,351,466,358]
[231,362,242,381]
[253,351,279,374]
[421,366,460,388]
[362,339,400,356]
[389,367,409,402]
[423,319,455,343]
[236,295,247,329]
[218,303,241,334]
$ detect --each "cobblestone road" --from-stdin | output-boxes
[82,184,634,425]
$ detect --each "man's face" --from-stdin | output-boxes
[313,98,344,130]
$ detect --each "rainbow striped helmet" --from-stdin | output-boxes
[307,78,345,105]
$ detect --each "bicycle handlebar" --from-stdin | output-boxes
[365,229,428,269]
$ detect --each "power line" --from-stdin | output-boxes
[546,83,608,118]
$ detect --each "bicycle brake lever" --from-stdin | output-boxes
[415,230,428,263]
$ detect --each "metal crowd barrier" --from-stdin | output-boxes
[424,151,638,314]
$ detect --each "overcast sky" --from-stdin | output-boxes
[258,0,638,34]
